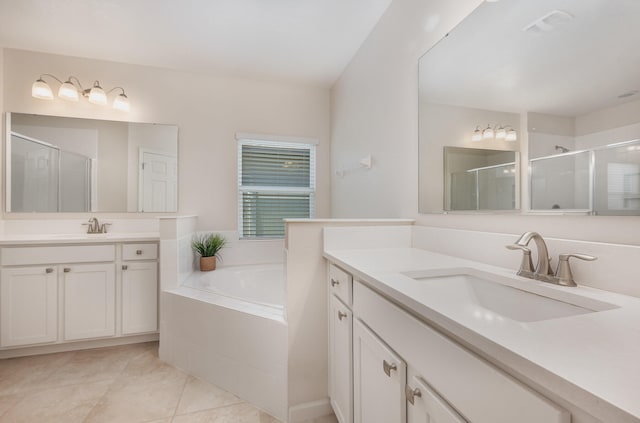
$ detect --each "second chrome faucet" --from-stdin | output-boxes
[506,231,596,287]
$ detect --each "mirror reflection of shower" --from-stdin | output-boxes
[10,132,93,212]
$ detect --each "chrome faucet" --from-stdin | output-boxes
[506,231,596,287]
[83,217,111,234]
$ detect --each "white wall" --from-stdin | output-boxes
[2,48,331,230]
[331,0,640,245]
[331,0,482,218]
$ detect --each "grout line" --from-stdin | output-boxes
[171,374,191,420]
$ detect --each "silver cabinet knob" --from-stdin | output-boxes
[136,250,143,255]
[122,265,128,270]
[405,385,422,405]
[383,360,397,377]
[337,310,347,321]
[63,268,71,273]
[45,268,54,274]
[330,278,340,287]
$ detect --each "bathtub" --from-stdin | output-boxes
[160,263,287,420]
[182,263,285,314]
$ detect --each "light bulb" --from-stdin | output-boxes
[471,127,482,142]
[32,78,54,100]
[482,125,494,139]
[495,126,507,139]
[58,80,79,101]
[88,81,107,105]
[506,129,518,141]
[113,93,130,112]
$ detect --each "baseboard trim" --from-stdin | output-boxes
[0,333,159,359]
[288,398,333,423]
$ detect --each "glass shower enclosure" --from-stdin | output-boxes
[10,133,92,212]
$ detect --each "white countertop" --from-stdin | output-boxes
[324,247,640,423]
[0,232,160,245]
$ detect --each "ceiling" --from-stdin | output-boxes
[0,0,393,87]
[419,0,640,117]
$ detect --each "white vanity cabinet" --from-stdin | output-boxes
[327,261,570,423]
[122,243,158,335]
[0,266,58,347]
[353,318,406,423]
[0,240,159,353]
[63,263,116,341]
[328,264,354,423]
[406,367,466,423]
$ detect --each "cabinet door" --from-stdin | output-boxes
[353,318,406,423]
[407,367,467,423]
[122,261,158,334]
[0,266,57,347]
[63,263,115,340]
[329,295,353,423]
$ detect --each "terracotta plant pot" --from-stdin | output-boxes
[200,256,217,271]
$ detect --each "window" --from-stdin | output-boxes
[238,137,316,238]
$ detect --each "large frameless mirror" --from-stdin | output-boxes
[418,0,640,215]
[6,112,178,213]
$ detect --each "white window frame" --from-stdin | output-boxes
[237,135,317,239]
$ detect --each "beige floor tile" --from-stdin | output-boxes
[0,394,23,417]
[84,364,188,423]
[0,379,111,423]
[176,376,243,415]
[36,344,141,389]
[300,415,338,423]
[172,403,281,423]
[0,352,74,396]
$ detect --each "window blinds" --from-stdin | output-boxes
[238,140,316,238]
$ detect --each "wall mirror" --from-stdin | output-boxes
[5,112,178,213]
[444,147,517,211]
[418,0,640,215]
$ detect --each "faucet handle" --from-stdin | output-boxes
[100,223,112,234]
[555,253,597,287]
[506,244,534,275]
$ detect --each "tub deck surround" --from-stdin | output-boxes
[323,246,640,423]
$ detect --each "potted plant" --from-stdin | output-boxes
[191,233,227,271]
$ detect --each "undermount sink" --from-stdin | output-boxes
[402,270,618,323]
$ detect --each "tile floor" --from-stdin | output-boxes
[0,342,337,423]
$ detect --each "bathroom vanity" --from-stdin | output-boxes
[325,242,640,423]
[0,234,159,357]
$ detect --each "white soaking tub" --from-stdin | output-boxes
[160,263,287,420]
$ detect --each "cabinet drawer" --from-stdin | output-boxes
[1,245,115,266]
[122,243,158,261]
[329,264,353,305]
[354,281,569,423]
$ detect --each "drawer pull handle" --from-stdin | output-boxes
[330,278,340,287]
[136,250,143,255]
[45,268,54,274]
[405,385,422,405]
[337,310,347,321]
[122,265,128,270]
[383,360,397,377]
[63,268,71,273]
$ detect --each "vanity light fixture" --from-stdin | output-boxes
[471,124,517,142]
[31,74,130,112]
